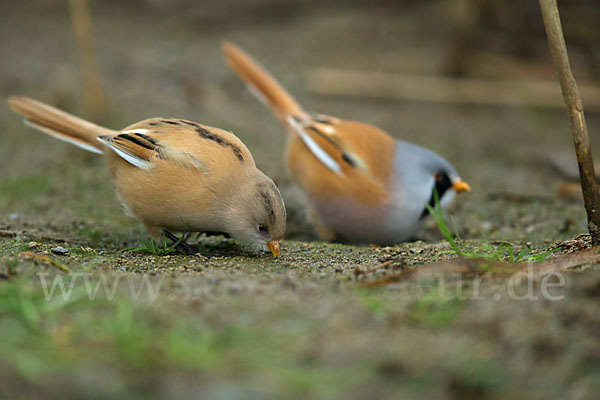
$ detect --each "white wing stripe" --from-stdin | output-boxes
[122,128,149,135]
[287,116,341,174]
[96,137,153,170]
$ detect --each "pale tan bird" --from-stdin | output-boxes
[7,96,285,256]
[223,43,470,245]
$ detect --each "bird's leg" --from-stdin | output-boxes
[163,230,196,255]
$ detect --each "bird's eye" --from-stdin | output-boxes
[257,224,268,233]
[434,172,443,181]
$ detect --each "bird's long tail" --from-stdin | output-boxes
[222,42,309,122]
[7,96,116,154]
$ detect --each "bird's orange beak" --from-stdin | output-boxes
[452,180,471,193]
[267,241,281,257]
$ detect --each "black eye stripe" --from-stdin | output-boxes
[420,172,453,219]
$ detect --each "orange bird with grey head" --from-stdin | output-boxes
[223,42,470,245]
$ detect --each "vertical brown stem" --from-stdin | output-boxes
[68,0,106,119]
[539,0,600,245]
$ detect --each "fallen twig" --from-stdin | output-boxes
[528,246,600,275]
[0,229,18,238]
[363,246,600,288]
[306,68,600,110]
[366,258,404,273]
[20,251,70,273]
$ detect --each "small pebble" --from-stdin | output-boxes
[28,241,39,249]
[51,246,69,256]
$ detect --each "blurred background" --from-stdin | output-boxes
[1,0,599,241]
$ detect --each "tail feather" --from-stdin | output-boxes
[222,42,308,121]
[7,96,115,153]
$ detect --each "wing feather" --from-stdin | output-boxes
[97,134,156,170]
[287,116,341,174]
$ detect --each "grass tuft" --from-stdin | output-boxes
[121,233,185,255]
[426,190,558,262]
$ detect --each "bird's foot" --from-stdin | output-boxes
[163,230,196,255]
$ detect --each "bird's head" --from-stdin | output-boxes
[395,141,470,219]
[224,171,286,256]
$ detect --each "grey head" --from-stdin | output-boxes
[393,140,470,225]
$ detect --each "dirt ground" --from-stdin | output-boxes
[1,1,600,399]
